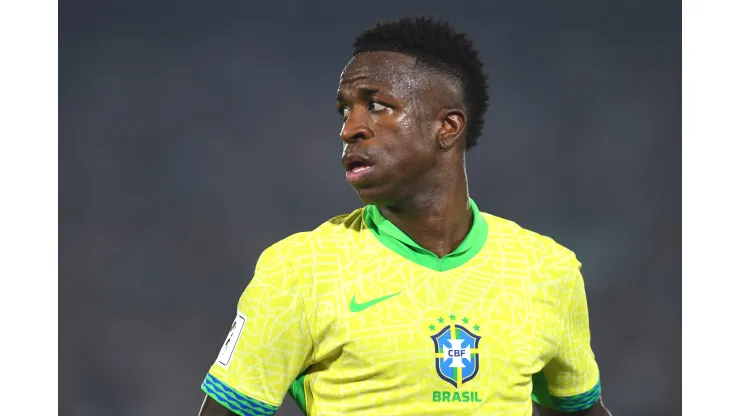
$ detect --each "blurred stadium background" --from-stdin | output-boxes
[59,1,680,415]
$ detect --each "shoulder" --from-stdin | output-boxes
[480,211,581,279]
[258,207,366,264]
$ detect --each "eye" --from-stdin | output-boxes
[338,106,350,121]
[368,101,389,112]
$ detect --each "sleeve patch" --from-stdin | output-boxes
[217,313,246,369]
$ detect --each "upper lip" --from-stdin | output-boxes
[342,153,374,171]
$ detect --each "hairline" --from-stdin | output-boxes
[349,50,467,111]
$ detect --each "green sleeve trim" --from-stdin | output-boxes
[289,371,309,415]
[531,372,601,412]
[201,373,279,416]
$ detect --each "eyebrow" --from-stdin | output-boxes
[336,86,387,102]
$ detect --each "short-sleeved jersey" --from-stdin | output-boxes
[202,200,601,415]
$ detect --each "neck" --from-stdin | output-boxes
[378,171,472,258]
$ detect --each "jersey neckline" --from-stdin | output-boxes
[362,198,488,272]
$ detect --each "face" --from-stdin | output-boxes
[336,51,447,206]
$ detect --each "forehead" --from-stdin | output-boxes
[338,51,418,92]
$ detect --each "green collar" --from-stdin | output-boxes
[363,199,488,272]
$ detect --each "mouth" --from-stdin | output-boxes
[343,154,376,184]
[346,160,373,173]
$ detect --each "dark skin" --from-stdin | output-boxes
[337,51,472,257]
[198,396,236,416]
[198,51,611,416]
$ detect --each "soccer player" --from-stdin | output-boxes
[198,17,611,416]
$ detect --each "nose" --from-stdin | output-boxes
[339,107,371,144]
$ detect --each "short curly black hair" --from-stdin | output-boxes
[353,17,489,149]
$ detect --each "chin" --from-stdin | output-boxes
[353,184,395,206]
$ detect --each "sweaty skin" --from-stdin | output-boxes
[198,50,612,416]
[337,51,472,258]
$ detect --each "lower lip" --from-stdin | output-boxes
[345,165,375,184]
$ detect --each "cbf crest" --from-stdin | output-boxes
[429,314,481,388]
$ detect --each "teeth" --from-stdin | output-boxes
[352,165,370,173]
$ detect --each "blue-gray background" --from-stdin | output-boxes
[59,1,680,415]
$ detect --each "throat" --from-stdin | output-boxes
[408,223,471,258]
[380,199,473,258]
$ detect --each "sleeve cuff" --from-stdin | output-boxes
[549,380,602,412]
[201,373,280,416]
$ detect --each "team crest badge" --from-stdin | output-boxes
[429,314,481,388]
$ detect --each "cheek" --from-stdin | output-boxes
[396,114,437,158]
[383,117,417,161]
[391,114,427,149]
[400,107,438,141]
[374,112,434,174]
[394,112,418,135]
[383,133,433,180]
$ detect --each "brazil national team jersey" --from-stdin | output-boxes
[201,199,601,415]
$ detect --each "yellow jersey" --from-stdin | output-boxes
[202,200,601,415]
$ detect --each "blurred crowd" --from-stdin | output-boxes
[60,2,680,415]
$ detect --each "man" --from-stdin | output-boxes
[198,17,611,416]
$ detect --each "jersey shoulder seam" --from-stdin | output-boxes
[480,212,576,256]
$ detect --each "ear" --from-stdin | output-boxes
[436,109,466,152]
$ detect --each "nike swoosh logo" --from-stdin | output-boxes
[349,292,402,313]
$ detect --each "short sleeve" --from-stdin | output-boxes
[201,244,314,416]
[532,254,601,412]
